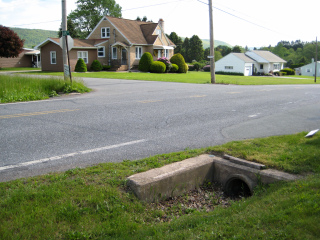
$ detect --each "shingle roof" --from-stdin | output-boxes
[247,50,286,63]
[107,16,158,44]
[46,38,106,48]
[232,53,255,63]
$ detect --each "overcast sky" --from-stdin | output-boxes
[1,0,319,48]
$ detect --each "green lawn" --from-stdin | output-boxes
[22,71,320,85]
[0,132,319,239]
[0,67,41,71]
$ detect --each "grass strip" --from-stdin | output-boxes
[22,71,320,85]
[0,74,91,103]
[0,132,319,239]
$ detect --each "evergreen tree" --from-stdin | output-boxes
[189,35,204,62]
[181,37,191,62]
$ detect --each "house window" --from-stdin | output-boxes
[156,29,161,35]
[273,63,280,70]
[306,69,311,73]
[260,64,263,70]
[164,49,169,58]
[98,46,105,57]
[50,51,56,64]
[225,66,233,69]
[101,27,110,38]
[135,46,142,59]
[158,50,161,58]
[112,47,117,59]
[77,51,88,64]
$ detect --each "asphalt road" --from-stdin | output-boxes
[1,77,320,182]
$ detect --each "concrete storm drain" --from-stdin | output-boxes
[127,154,300,202]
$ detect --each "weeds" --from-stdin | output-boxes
[0,75,91,103]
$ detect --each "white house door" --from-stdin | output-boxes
[245,66,252,76]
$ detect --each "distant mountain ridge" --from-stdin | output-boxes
[10,27,232,49]
[201,39,232,49]
[9,27,58,49]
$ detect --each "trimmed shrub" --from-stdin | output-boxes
[170,53,188,73]
[280,68,295,75]
[75,58,87,72]
[170,64,179,73]
[157,57,172,73]
[215,71,244,76]
[203,65,210,72]
[150,61,166,73]
[102,65,111,71]
[138,52,153,72]
[90,60,102,71]
[188,65,195,71]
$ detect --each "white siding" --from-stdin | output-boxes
[215,54,245,75]
[300,62,320,76]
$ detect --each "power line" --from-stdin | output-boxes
[13,20,60,27]
[122,0,184,11]
[196,0,280,35]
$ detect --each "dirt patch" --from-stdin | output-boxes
[148,182,245,223]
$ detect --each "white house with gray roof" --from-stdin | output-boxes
[298,59,320,77]
[215,50,286,76]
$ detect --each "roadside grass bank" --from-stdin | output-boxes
[0,67,41,71]
[22,71,320,85]
[0,74,91,103]
[0,132,319,239]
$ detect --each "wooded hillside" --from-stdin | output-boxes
[9,27,58,49]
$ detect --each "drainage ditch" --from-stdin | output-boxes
[148,181,251,222]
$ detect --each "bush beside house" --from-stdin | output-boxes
[280,68,295,75]
[170,64,179,73]
[75,58,87,72]
[138,52,153,72]
[170,53,188,73]
[90,60,102,71]
[150,61,166,73]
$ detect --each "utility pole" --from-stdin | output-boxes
[61,0,68,80]
[209,0,215,84]
[315,37,318,83]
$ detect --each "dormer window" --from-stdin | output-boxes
[101,27,110,38]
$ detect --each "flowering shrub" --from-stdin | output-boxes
[157,57,172,73]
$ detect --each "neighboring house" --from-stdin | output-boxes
[215,50,286,76]
[298,59,320,76]
[0,48,40,68]
[35,16,175,72]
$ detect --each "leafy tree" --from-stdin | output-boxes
[68,0,122,38]
[215,45,231,57]
[0,25,24,58]
[204,47,222,62]
[231,45,242,53]
[58,18,80,38]
[168,32,183,54]
[189,35,204,62]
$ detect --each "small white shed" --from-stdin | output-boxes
[299,59,320,76]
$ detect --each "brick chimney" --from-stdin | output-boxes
[158,18,164,33]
